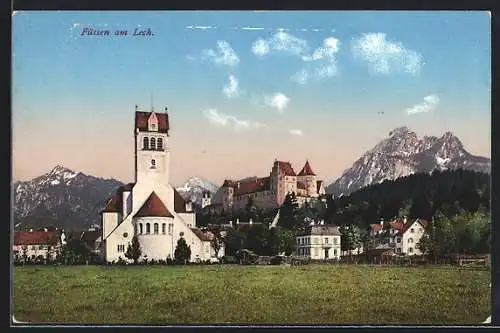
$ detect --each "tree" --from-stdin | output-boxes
[208,227,224,261]
[278,193,299,230]
[174,237,191,264]
[21,245,28,264]
[125,235,142,264]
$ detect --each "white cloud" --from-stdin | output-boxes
[291,37,340,84]
[265,93,289,113]
[252,31,310,57]
[202,40,240,67]
[223,74,240,99]
[351,33,424,75]
[406,94,440,115]
[203,109,266,131]
[241,27,265,30]
[289,129,303,136]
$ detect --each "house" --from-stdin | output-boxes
[63,229,103,259]
[101,106,225,263]
[213,160,326,211]
[190,228,225,263]
[296,224,342,260]
[368,217,428,256]
[13,230,63,262]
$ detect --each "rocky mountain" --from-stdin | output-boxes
[326,126,490,196]
[175,176,219,206]
[13,165,123,231]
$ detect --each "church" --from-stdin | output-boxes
[101,107,224,263]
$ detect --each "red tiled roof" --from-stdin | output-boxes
[275,161,296,176]
[316,180,323,193]
[14,231,60,246]
[173,188,187,213]
[370,224,383,232]
[223,177,270,196]
[191,228,214,241]
[102,194,122,213]
[298,160,316,176]
[135,192,174,217]
[135,111,169,133]
[297,181,306,190]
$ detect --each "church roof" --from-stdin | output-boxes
[173,188,188,213]
[135,111,169,133]
[102,194,122,213]
[298,160,316,176]
[135,192,174,218]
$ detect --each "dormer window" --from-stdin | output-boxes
[150,138,156,150]
[143,137,149,150]
[151,124,156,130]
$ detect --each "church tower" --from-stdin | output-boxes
[134,106,171,186]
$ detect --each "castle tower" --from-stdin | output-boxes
[201,191,212,209]
[298,160,317,197]
[134,106,170,186]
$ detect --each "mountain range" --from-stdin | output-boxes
[12,126,489,230]
[325,126,490,196]
[13,166,219,231]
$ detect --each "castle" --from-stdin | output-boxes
[100,107,224,263]
[212,160,326,211]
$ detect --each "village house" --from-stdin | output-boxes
[296,224,342,260]
[213,160,326,212]
[368,217,428,256]
[63,229,104,260]
[100,106,225,263]
[13,230,63,262]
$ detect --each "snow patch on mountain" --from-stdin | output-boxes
[175,176,219,205]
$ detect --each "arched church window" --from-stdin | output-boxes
[157,138,163,151]
[146,223,151,234]
[154,223,159,234]
[162,223,166,234]
[150,137,156,150]
[139,223,143,234]
[143,137,149,150]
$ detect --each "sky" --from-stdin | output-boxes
[12,11,491,187]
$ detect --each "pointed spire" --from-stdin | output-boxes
[298,160,316,176]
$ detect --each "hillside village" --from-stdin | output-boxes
[12,109,491,266]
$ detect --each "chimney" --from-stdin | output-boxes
[229,220,233,227]
[44,228,48,232]
[236,218,240,225]
[380,218,384,227]
[249,218,253,225]
[403,216,407,224]
[185,200,192,212]
[29,228,33,232]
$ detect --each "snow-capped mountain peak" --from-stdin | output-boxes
[175,176,219,205]
[326,127,490,196]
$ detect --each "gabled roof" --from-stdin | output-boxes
[102,194,122,213]
[316,180,323,193]
[191,228,214,242]
[298,160,316,176]
[173,188,188,213]
[14,231,60,246]
[299,225,341,236]
[275,161,296,176]
[135,192,174,218]
[135,111,169,133]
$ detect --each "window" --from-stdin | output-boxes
[168,223,173,235]
[151,159,156,169]
[408,238,413,244]
[117,245,125,253]
[334,249,337,255]
[297,238,301,245]
[397,248,401,253]
[143,137,149,150]
[419,228,423,233]
[139,223,143,234]
[162,223,166,234]
[146,223,151,234]
[150,137,156,150]
[154,223,159,234]
[325,237,329,244]
[333,237,338,245]
[134,224,137,235]
[39,245,44,250]
[396,237,401,243]
[31,246,36,250]
[410,228,414,233]
[409,247,413,253]
[157,138,163,150]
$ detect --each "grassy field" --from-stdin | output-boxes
[12,265,490,325]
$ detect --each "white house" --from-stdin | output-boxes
[296,224,342,260]
[369,217,428,256]
[13,230,63,261]
[101,106,225,263]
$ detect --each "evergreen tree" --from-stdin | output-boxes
[125,235,142,264]
[174,237,191,264]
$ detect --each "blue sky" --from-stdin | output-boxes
[12,11,491,186]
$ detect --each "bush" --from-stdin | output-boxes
[270,256,283,265]
[222,256,237,264]
[166,257,174,265]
